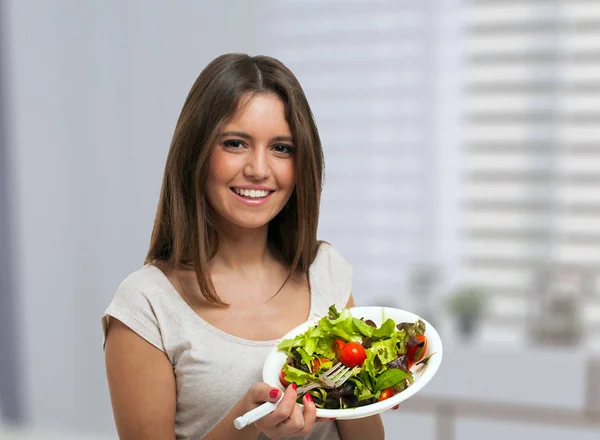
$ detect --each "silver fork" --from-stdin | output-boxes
[233,362,353,430]
[296,362,354,395]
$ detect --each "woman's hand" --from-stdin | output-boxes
[243,383,318,439]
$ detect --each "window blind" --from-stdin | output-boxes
[463,0,600,345]
[267,0,458,315]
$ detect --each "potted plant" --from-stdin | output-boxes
[444,286,487,339]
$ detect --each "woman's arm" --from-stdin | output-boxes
[337,416,385,440]
[104,318,177,440]
[105,318,318,440]
[335,294,386,440]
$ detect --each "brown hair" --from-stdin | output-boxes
[145,53,325,306]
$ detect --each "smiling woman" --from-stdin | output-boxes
[101,54,384,440]
[206,94,296,231]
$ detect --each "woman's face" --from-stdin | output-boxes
[205,92,296,231]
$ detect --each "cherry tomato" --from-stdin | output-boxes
[378,387,395,402]
[339,342,367,368]
[333,339,346,357]
[311,357,331,373]
[407,335,428,369]
[414,335,428,361]
[279,368,290,387]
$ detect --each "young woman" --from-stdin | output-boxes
[102,54,385,440]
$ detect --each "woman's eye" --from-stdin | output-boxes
[223,140,245,149]
[273,144,295,155]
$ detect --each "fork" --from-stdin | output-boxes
[296,362,353,395]
[233,362,353,430]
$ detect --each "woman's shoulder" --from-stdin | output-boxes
[311,241,353,284]
[105,263,178,321]
[120,263,161,284]
[102,264,179,353]
[313,241,352,272]
[113,264,164,298]
[310,241,353,309]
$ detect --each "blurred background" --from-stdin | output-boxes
[1,0,599,439]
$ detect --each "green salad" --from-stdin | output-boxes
[277,306,432,409]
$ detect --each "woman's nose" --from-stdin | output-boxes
[244,148,271,179]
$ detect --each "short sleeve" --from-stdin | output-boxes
[330,245,353,307]
[101,273,165,353]
[312,242,353,309]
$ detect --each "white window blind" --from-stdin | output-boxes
[268,0,462,318]
[463,0,600,345]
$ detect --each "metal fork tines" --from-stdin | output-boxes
[296,362,353,395]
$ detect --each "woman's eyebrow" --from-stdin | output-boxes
[220,130,253,140]
[271,135,294,143]
[221,131,294,143]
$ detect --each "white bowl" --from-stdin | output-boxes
[262,306,443,420]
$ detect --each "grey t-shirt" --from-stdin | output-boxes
[101,243,352,440]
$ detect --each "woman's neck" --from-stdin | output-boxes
[211,222,274,271]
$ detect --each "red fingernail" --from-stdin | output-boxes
[329,418,336,421]
[291,383,297,391]
[269,389,279,398]
[392,404,400,410]
[305,393,313,403]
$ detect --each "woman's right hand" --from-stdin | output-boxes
[243,382,317,439]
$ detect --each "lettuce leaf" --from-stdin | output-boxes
[352,317,375,337]
[363,347,382,377]
[282,364,316,386]
[370,338,398,365]
[374,368,412,392]
[295,347,313,370]
[372,318,397,338]
[350,377,376,401]
[315,308,363,343]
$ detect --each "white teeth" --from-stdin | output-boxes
[233,188,270,198]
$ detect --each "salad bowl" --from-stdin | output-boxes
[262,306,443,420]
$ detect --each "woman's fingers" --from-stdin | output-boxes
[278,397,306,433]
[251,385,327,438]
[247,382,282,406]
[264,384,298,425]
[290,394,317,435]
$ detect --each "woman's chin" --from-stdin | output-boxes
[220,215,274,232]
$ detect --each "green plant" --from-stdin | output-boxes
[444,286,487,319]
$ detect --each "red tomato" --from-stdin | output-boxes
[333,339,346,357]
[414,335,428,361]
[378,387,395,402]
[280,368,290,387]
[311,357,330,373]
[333,339,347,360]
[407,335,428,369]
[339,342,366,367]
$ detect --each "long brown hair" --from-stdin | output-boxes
[145,53,325,306]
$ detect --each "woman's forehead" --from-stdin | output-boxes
[221,93,293,140]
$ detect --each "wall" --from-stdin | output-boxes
[3,0,264,433]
